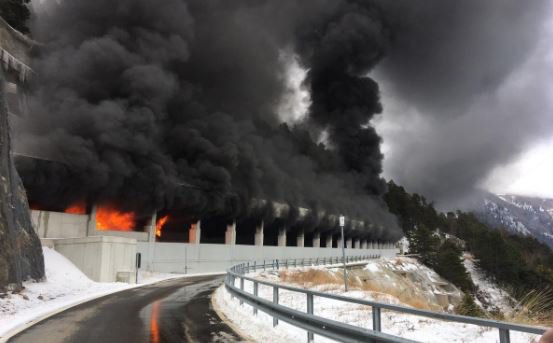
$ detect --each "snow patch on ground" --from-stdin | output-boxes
[214,259,541,343]
[463,253,515,314]
[0,247,186,338]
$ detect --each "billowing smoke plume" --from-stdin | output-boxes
[374,0,553,208]
[17,0,401,240]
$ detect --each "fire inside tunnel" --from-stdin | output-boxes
[154,211,196,243]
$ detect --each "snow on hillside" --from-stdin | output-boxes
[478,193,553,248]
[463,253,514,314]
[0,248,182,338]
[214,258,541,343]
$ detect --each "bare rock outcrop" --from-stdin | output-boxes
[0,71,44,290]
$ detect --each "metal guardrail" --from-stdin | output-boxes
[224,256,547,343]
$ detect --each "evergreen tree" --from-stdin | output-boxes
[0,0,31,33]
[434,240,474,292]
[407,224,440,267]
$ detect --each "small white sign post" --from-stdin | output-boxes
[339,215,348,292]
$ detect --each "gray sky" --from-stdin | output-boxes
[372,0,553,208]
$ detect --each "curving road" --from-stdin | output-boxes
[8,275,244,343]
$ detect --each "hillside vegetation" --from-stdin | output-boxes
[385,181,553,318]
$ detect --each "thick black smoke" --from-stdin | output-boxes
[295,0,389,195]
[374,0,553,208]
[17,0,401,240]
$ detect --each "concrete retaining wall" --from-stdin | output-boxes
[32,210,89,238]
[87,229,148,242]
[137,242,398,274]
[47,236,137,283]
[31,210,149,241]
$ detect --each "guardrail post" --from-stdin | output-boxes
[253,281,259,315]
[372,306,381,332]
[263,260,266,271]
[294,259,297,267]
[240,277,245,305]
[499,329,510,343]
[254,261,256,271]
[230,275,235,299]
[273,286,279,327]
[277,259,279,270]
[307,293,314,342]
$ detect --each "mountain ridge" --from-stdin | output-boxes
[476,193,553,248]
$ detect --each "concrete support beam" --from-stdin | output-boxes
[147,213,157,243]
[278,228,287,247]
[146,212,157,271]
[255,220,264,246]
[337,236,344,249]
[296,229,305,247]
[361,240,367,249]
[346,238,352,249]
[312,232,321,248]
[326,235,333,248]
[189,220,201,244]
[354,239,361,249]
[225,221,236,245]
[86,205,98,236]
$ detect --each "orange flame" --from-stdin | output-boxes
[65,202,87,215]
[156,215,169,238]
[96,205,135,231]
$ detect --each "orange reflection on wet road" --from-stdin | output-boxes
[150,301,161,343]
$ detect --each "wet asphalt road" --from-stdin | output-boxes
[8,275,244,343]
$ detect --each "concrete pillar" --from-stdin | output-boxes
[255,220,264,246]
[189,220,201,244]
[225,221,237,245]
[337,236,343,249]
[354,239,361,249]
[326,235,333,248]
[346,238,352,249]
[278,228,287,247]
[146,212,157,271]
[86,205,98,236]
[296,229,305,247]
[361,240,367,249]
[147,213,157,243]
[312,232,321,248]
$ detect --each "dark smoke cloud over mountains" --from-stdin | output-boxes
[21,0,548,236]
[18,0,401,239]
[374,0,553,209]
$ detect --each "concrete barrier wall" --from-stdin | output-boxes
[31,210,149,241]
[88,229,149,242]
[137,242,398,274]
[49,236,137,283]
[32,210,89,238]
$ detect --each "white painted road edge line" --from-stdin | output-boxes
[0,271,225,343]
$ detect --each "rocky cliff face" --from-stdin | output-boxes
[0,71,44,290]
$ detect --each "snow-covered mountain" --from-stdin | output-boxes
[476,193,553,248]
